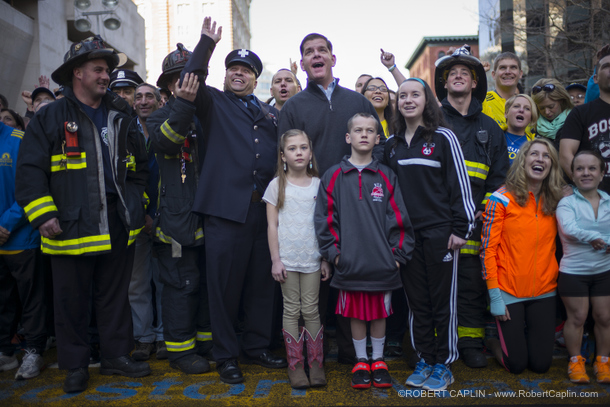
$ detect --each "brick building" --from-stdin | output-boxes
[405,36,479,98]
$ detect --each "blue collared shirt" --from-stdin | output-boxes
[241,94,259,109]
[317,78,337,101]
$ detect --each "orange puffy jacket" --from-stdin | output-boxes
[481,186,558,298]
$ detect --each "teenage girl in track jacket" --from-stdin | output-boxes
[384,78,475,391]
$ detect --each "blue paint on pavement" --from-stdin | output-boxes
[151,378,183,399]
[86,382,142,401]
[183,380,245,399]
[0,379,28,402]
[20,383,79,402]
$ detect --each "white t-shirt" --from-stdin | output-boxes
[263,176,322,273]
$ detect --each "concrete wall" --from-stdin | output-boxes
[67,0,146,81]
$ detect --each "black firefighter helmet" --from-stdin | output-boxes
[434,45,487,103]
[157,43,194,89]
[51,35,127,86]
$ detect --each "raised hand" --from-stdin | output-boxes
[38,75,50,89]
[290,59,298,76]
[21,90,33,112]
[201,16,222,43]
[380,48,395,68]
[174,73,199,103]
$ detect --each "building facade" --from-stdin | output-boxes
[0,0,145,113]
[478,0,610,88]
[405,36,480,98]
[133,0,252,90]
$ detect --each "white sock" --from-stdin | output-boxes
[371,336,385,361]
[353,337,367,360]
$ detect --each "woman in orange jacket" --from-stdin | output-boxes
[481,138,564,374]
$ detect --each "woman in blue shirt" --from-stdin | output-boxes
[557,150,610,384]
[504,94,537,165]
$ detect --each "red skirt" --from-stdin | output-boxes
[335,290,392,321]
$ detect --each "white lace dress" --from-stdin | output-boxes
[263,177,322,273]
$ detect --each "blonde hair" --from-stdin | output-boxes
[274,129,319,210]
[505,138,564,215]
[531,78,574,114]
[505,94,538,129]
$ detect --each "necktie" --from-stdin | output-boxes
[246,96,259,118]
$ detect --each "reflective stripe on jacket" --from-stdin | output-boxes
[16,87,148,255]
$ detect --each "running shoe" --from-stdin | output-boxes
[405,360,432,387]
[371,358,392,388]
[568,355,590,383]
[351,358,371,389]
[421,363,454,391]
[594,356,610,384]
[0,352,18,372]
[15,349,44,380]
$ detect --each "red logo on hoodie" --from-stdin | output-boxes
[422,142,435,156]
[371,183,384,202]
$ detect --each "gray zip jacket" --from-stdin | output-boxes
[315,156,414,292]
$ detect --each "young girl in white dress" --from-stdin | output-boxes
[263,129,331,389]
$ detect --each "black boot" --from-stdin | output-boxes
[170,353,210,374]
[460,347,488,368]
[100,355,151,377]
[63,367,89,393]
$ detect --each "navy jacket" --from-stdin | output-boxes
[186,35,278,223]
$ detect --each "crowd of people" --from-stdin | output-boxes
[1,15,610,395]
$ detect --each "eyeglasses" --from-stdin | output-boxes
[532,84,555,95]
[570,94,584,100]
[365,85,388,93]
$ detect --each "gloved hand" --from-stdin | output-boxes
[488,288,506,317]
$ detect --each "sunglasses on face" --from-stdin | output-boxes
[532,84,555,95]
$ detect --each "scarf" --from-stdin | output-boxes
[536,109,571,140]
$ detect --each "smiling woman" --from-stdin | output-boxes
[384,78,475,391]
[556,150,610,384]
[361,77,393,137]
[481,138,565,375]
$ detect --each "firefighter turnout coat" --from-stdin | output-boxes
[15,87,148,255]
